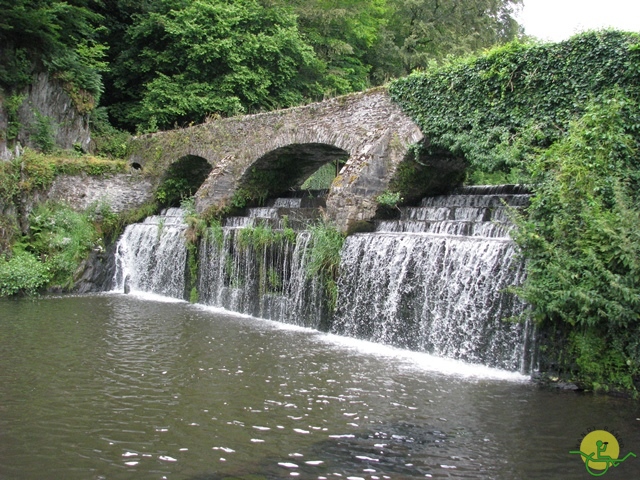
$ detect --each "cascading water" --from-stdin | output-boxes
[197,206,328,328]
[110,186,532,372]
[332,185,533,371]
[113,208,188,298]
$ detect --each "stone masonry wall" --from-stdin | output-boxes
[47,173,154,213]
[127,88,425,231]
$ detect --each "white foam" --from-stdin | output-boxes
[193,303,317,333]
[109,290,186,304]
[116,291,527,382]
[318,334,529,382]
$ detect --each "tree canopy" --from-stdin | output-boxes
[388,0,522,71]
[0,0,518,132]
[107,0,327,131]
[0,0,107,101]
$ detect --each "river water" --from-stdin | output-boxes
[1,294,639,480]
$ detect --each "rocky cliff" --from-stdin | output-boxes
[1,71,91,160]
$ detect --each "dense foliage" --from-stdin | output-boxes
[0,0,107,102]
[0,203,99,294]
[390,31,640,393]
[2,0,523,135]
[513,95,640,393]
[389,30,640,182]
[94,0,521,132]
[0,250,52,296]
[0,148,127,266]
[27,202,99,288]
[387,0,522,72]
[107,0,323,131]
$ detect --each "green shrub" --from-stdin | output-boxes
[46,47,104,111]
[389,30,640,179]
[569,329,638,393]
[307,222,345,311]
[189,286,199,304]
[512,93,640,393]
[27,203,99,289]
[301,161,342,190]
[0,250,52,296]
[376,191,403,208]
[0,159,20,204]
[4,94,26,141]
[186,242,199,303]
[87,201,120,240]
[20,149,57,191]
[89,107,131,159]
[9,149,127,196]
[86,200,159,244]
[32,111,56,154]
[156,178,190,206]
[206,219,225,249]
[238,222,294,250]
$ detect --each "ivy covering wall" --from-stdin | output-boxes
[389,30,640,180]
[390,30,640,395]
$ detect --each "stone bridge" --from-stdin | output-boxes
[127,88,461,230]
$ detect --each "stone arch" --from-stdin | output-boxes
[232,143,349,206]
[192,116,368,215]
[157,154,212,207]
[129,89,425,229]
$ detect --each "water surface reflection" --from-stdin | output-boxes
[1,295,638,479]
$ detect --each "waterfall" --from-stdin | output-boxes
[113,208,188,298]
[109,187,533,372]
[332,186,532,371]
[197,218,327,329]
[194,196,329,327]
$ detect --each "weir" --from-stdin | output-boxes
[112,186,533,372]
[333,185,532,371]
[113,208,188,299]
[197,227,328,328]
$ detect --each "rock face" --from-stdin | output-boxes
[73,242,118,293]
[1,72,91,160]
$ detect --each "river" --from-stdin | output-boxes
[1,294,638,479]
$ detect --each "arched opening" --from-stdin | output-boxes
[156,155,212,207]
[233,143,348,208]
[130,162,142,171]
[375,143,467,218]
[300,159,345,192]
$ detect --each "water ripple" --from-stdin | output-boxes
[1,295,639,480]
